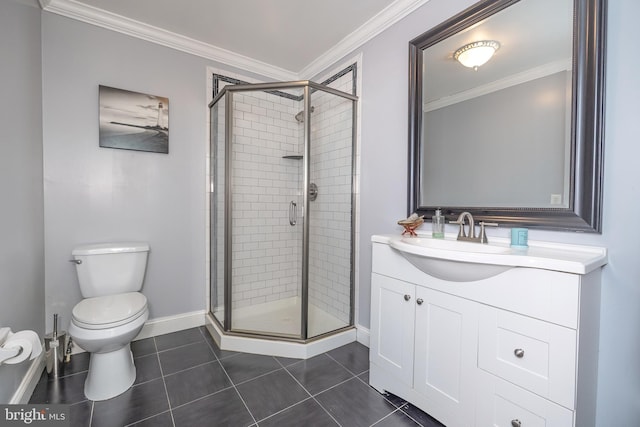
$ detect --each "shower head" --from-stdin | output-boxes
[294,106,315,123]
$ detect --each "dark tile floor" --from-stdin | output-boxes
[30,327,443,427]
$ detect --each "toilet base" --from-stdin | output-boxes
[84,344,136,401]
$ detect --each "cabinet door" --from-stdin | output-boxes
[370,273,415,387]
[414,287,478,427]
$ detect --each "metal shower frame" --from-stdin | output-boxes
[208,80,358,342]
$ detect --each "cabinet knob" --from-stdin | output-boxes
[514,348,525,358]
[404,294,411,301]
[511,419,521,427]
[416,298,424,305]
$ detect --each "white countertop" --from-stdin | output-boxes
[372,234,608,275]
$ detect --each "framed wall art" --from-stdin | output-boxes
[99,85,169,154]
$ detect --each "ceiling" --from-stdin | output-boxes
[40,0,420,78]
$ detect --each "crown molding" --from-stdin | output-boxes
[39,0,298,81]
[40,0,429,81]
[424,59,572,112]
[299,0,430,78]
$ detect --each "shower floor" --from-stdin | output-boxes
[214,296,348,338]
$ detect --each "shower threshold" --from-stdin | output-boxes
[205,297,356,359]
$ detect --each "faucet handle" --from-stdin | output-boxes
[479,222,498,244]
[450,219,466,238]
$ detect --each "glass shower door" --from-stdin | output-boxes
[227,87,305,338]
[306,87,355,339]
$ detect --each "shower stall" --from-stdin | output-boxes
[207,80,357,355]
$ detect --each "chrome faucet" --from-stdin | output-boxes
[451,211,498,244]
[452,211,476,241]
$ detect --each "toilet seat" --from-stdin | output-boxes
[72,292,148,330]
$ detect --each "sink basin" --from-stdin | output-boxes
[397,237,511,254]
[389,237,513,282]
[375,234,607,278]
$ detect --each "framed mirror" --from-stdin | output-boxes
[408,0,606,232]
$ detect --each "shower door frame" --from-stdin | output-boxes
[209,80,358,342]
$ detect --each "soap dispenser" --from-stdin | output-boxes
[432,209,445,239]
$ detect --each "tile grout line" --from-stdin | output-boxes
[368,408,413,427]
[352,370,433,427]
[169,385,236,412]
[325,347,413,423]
[278,355,344,427]
[155,330,223,378]
[353,371,409,410]
[309,374,356,397]
[153,336,178,427]
[123,410,173,427]
[324,350,367,377]
[162,329,241,415]
[224,375,258,425]
[197,326,242,362]
[318,348,405,426]
[155,339,210,355]
[224,365,284,388]
[210,346,259,425]
[251,396,316,425]
[161,359,221,379]
[88,401,94,427]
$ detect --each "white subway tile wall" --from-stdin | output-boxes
[230,89,303,310]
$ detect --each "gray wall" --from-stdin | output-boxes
[0,0,45,403]
[40,13,254,332]
[338,0,639,425]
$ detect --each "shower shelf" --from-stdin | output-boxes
[282,155,303,160]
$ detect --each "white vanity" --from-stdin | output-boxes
[369,234,607,427]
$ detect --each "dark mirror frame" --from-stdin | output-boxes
[408,0,607,232]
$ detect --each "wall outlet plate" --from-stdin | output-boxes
[550,194,562,205]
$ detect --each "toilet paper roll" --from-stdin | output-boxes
[2,330,42,364]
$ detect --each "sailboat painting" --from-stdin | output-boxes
[99,85,169,154]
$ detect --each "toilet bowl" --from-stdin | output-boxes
[69,292,148,401]
[68,242,150,401]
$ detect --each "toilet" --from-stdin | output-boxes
[68,242,150,401]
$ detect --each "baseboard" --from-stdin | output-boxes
[69,310,358,358]
[70,310,207,354]
[10,353,45,404]
[135,310,206,341]
[356,324,370,348]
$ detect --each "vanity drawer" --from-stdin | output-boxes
[478,307,577,409]
[476,370,574,427]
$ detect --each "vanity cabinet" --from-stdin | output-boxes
[371,273,478,426]
[369,236,606,427]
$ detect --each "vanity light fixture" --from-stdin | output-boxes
[453,40,500,70]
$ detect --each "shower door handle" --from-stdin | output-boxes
[289,201,297,226]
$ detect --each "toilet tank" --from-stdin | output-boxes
[72,242,150,298]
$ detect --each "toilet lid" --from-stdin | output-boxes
[72,292,147,329]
